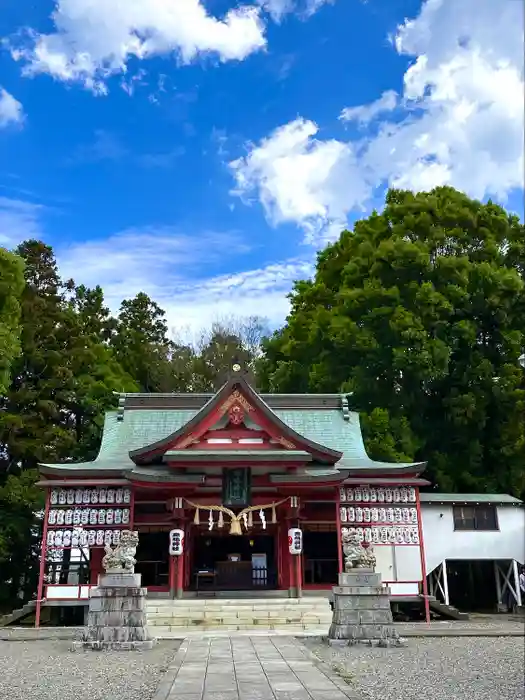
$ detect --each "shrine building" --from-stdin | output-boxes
[35,362,432,627]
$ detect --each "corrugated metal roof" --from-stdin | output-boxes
[420,492,523,504]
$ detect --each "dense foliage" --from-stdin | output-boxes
[259,187,525,498]
[0,248,24,395]
[0,240,263,611]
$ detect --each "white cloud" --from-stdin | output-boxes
[339,90,397,125]
[230,119,370,244]
[0,197,43,244]
[10,0,267,92]
[57,226,311,331]
[230,0,525,244]
[0,88,24,127]
[258,0,332,22]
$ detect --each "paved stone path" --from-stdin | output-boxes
[153,637,358,700]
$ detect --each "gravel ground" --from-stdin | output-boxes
[304,637,525,700]
[0,640,180,700]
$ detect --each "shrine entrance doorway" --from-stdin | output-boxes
[191,530,277,592]
[135,531,170,591]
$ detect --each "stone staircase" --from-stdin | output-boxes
[146,597,333,637]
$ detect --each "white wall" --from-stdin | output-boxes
[421,504,525,574]
[373,545,422,587]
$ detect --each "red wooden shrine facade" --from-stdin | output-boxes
[36,367,430,620]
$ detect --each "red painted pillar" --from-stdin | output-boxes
[416,488,431,624]
[35,490,51,628]
[129,487,135,528]
[176,554,184,599]
[90,549,103,584]
[276,526,282,589]
[169,551,176,598]
[335,486,343,574]
[286,519,294,596]
[184,523,192,590]
[295,553,302,598]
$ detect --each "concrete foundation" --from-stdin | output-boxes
[72,572,157,651]
[328,569,403,647]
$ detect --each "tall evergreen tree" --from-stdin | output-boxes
[259,187,525,497]
[0,241,137,610]
[0,248,25,395]
[111,292,173,392]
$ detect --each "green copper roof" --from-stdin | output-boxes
[40,404,425,476]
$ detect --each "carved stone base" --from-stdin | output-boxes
[328,569,404,647]
[72,573,157,652]
[98,572,142,587]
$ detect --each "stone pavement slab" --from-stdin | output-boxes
[152,637,358,700]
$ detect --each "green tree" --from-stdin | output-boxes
[0,241,137,610]
[259,187,525,497]
[191,317,267,391]
[111,292,174,392]
[0,248,25,395]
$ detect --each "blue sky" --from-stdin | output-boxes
[0,0,523,335]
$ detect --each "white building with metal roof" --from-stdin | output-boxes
[420,493,524,613]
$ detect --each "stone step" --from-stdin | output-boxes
[147,601,332,610]
[148,615,332,626]
[148,603,330,610]
[150,623,331,637]
[147,610,333,619]
[146,597,333,631]
[148,597,330,606]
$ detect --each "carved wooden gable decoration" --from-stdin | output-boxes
[128,375,342,467]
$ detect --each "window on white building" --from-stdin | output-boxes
[452,505,498,531]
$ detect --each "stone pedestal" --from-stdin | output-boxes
[328,569,402,647]
[72,572,156,651]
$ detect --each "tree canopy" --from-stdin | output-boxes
[0,240,268,610]
[259,187,525,498]
[0,248,25,395]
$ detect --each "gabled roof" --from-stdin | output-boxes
[39,383,427,479]
[129,375,343,465]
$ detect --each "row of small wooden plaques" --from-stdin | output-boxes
[50,487,131,506]
[339,486,417,503]
[47,529,121,548]
[340,506,418,524]
[48,508,130,526]
[342,525,420,545]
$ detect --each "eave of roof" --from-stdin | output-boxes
[420,492,523,505]
[39,463,128,477]
[270,470,348,484]
[127,467,205,484]
[338,459,426,475]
